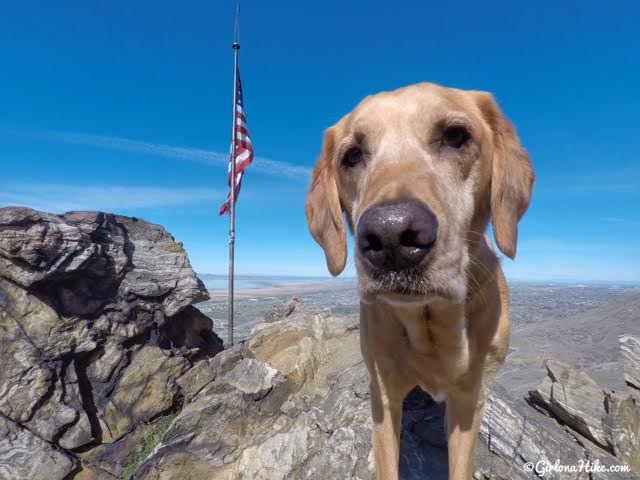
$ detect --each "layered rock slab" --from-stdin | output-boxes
[621,335,640,390]
[134,300,640,479]
[0,207,220,480]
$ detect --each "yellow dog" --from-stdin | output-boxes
[306,83,534,479]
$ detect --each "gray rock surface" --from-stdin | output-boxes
[529,359,611,448]
[478,384,637,480]
[0,414,76,480]
[0,207,221,480]
[2,208,637,479]
[264,296,300,322]
[226,358,278,400]
[134,306,372,480]
[621,335,640,390]
[527,359,640,473]
[605,390,640,473]
[134,298,640,480]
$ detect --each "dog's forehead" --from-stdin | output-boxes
[347,84,474,135]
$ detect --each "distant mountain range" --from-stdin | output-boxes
[197,273,356,290]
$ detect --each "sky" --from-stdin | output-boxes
[1,1,639,282]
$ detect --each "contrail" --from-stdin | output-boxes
[0,127,312,179]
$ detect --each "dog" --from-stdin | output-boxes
[305,83,534,480]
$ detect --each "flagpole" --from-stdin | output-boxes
[228,33,240,347]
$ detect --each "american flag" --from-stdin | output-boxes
[219,66,254,215]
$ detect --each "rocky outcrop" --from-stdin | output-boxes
[0,207,222,480]
[0,414,76,480]
[528,360,611,448]
[133,305,374,480]
[264,296,300,323]
[2,206,637,479]
[621,335,640,390]
[134,297,640,480]
[528,359,640,475]
[477,380,639,479]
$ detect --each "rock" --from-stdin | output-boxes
[163,305,224,357]
[398,388,448,479]
[605,390,640,473]
[529,359,611,449]
[99,345,189,443]
[225,358,278,401]
[133,310,369,480]
[176,346,246,402]
[3,206,638,479]
[78,418,163,478]
[527,359,640,476]
[0,414,76,480]
[73,466,118,480]
[477,383,639,480]
[176,358,217,402]
[0,207,221,477]
[621,335,640,390]
[135,303,640,480]
[114,214,207,317]
[0,288,56,422]
[265,296,300,322]
[527,357,640,476]
[0,207,93,288]
[59,411,95,450]
[23,376,79,443]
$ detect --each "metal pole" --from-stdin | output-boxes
[228,41,239,347]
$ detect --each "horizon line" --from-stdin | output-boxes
[196,272,640,285]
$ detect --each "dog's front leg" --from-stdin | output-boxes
[445,390,485,480]
[367,363,406,480]
[360,304,413,480]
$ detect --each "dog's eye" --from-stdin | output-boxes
[442,126,470,149]
[341,147,364,168]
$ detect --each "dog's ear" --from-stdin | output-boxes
[305,127,347,276]
[475,92,534,259]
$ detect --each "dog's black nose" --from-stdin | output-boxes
[357,201,438,271]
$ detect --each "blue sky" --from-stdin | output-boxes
[1,1,639,281]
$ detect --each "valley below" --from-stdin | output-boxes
[198,278,640,397]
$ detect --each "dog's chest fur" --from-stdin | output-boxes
[363,300,472,403]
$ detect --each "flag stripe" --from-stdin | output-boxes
[220,66,254,215]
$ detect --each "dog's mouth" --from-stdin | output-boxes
[357,265,456,304]
[366,267,428,294]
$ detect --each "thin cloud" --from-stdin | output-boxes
[537,165,640,197]
[0,127,312,179]
[0,184,219,213]
[538,182,639,196]
[600,216,640,226]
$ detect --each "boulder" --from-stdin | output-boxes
[98,345,189,443]
[133,300,640,480]
[77,418,165,478]
[621,335,640,390]
[604,390,640,473]
[2,209,638,479]
[225,358,278,400]
[529,359,611,449]
[0,414,76,480]
[0,207,221,479]
[132,309,369,480]
[478,384,636,480]
[264,296,300,322]
[527,359,640,476]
